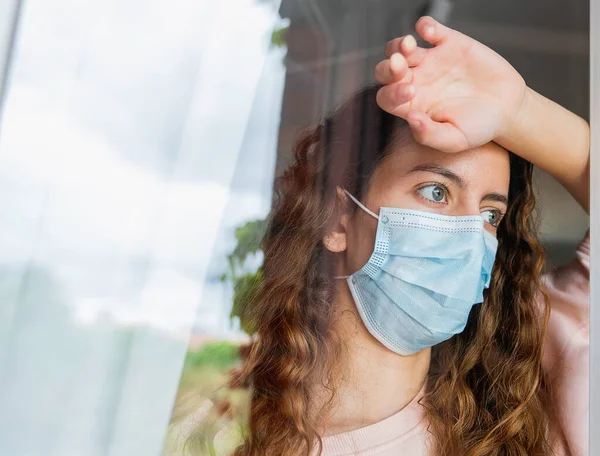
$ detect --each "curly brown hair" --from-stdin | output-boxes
[195,84,555,456]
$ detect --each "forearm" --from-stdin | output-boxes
[495,87,590,213]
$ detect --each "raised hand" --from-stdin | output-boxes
[375,16,527,153]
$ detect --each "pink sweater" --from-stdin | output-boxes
[320,234,590,456]
[175,235,589,456]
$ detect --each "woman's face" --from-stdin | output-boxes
[342,140,510,275]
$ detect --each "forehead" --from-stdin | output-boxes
[369,141,511,194]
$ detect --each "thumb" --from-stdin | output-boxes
[405,111,469,153]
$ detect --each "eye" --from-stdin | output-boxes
[481,209,503,227]
[417,184,447,204]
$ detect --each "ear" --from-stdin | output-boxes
[323,187,351,253]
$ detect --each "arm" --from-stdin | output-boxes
[374,16,590,213]
[540,233,590,456]
[497,87,590,212]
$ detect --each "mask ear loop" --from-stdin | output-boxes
[343,189,379,220]
[332,190,380,280]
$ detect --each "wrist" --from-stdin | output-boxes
[495,84,533,149]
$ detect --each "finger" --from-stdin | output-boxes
[376,83,417,117]
[374,53,410,85]
[385,35,416,58]
[384,36,401,58]
[415,16,453,47]
[385,35,427,67]
[405,111,469,153]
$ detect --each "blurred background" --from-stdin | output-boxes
[0,0,589,455]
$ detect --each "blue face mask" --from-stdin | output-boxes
[338,190,498,356]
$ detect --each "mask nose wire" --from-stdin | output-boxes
[332,190,380,280]
[343,189,379,220]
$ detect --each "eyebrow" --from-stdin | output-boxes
[407,164,466,189]
[481,192,509,206]
[407,163,509,205]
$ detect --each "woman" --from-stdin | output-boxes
[183,17,589,456]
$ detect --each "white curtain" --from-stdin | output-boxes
[0,0,285,455]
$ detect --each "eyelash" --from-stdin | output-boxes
[416,182,450,205]
[482,208,506,227]
[416,183,506,227]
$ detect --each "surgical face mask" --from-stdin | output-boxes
[337,190,498,356]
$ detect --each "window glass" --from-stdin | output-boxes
[0,1,589,455]
[0,1,285,454]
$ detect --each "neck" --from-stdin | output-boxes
[315,281,431,436]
